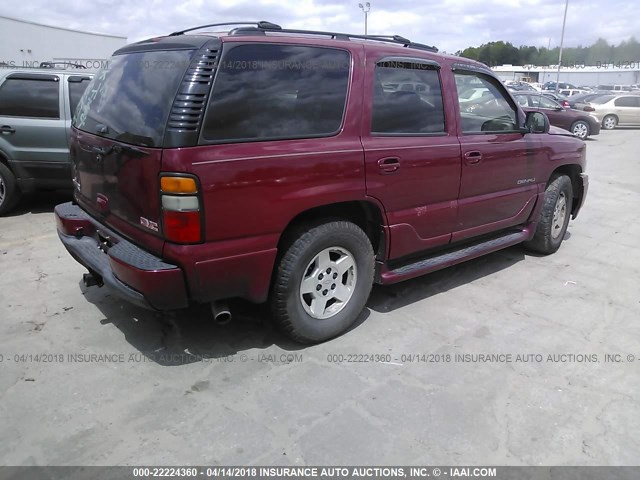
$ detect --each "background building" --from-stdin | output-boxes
[0,15,126,70]
[492,64,640,87]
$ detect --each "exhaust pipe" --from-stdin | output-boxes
[211,302,232,325]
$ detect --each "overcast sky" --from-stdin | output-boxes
[1,0,638,54]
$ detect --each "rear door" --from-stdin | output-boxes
[72,48,196,250]
[362,55,461,259]
[0,73,68,180]
[453,67,538,242]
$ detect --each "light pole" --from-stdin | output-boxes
[358,2,371,35]
[555,0,569,92]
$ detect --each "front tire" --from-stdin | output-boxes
[570,120,590,140]
[524,175,573,255]
[602,115,617,130]
[0,162,20,216]
[271,221,375,344]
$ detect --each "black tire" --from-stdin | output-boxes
[0,162,20,216]
[570,120,590,140]
[602,115,618,130]
[271,220,375,344]
[523,175,573,255]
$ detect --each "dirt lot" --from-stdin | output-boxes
[1,129,639,466]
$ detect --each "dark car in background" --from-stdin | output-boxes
[513,92,601,139]
[541,91,571,108]
[0,67,92,214]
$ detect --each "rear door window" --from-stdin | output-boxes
[371,60,445,134]
[201,44,350,142]
[0,76,60,118]
[73,50,194,147]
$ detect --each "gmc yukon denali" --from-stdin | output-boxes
[55,22,588,343]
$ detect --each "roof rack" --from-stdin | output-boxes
[168,20,438,52]
[169,21,281,36]
[40,61,87,69]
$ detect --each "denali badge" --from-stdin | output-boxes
[140,217,159,232]
[517,178,536,185]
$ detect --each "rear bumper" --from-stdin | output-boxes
[55,202,188,310]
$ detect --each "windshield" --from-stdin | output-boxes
[73,49,194,147]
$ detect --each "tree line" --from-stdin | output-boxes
[456,37,640,67]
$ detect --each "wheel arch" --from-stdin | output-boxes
[276,200,387,262]
[549,164,583,217]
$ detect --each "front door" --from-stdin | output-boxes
[453,68,539,242]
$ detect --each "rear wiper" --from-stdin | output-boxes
[91,144,149,157]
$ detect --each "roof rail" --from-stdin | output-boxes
[230,25,438,52]
[169,21,281,36]
[40,61,87,69]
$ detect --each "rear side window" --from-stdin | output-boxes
[371,61,445,135]
[201,45,350,142]
[74,50,194,147]
[68,77,92,118]
[0,77,60,118]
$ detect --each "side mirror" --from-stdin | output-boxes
[524,111,550,134]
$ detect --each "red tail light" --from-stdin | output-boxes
[160,174,203,244]
[562,101,570,107]
[163,210,202,244]
[583,106,595,112]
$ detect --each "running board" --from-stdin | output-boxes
[378,227,533,285]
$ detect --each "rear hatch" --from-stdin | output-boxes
[71,47,197,254]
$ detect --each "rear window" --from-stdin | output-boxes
[73,50,194,147]
[591,95,615,104]
[201,44,350,143]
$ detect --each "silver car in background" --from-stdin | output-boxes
[588,94,640,130]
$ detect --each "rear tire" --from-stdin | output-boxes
[271,220,375,344]
[602,115,617,130]
[0,162,20,216]
[570,120,589,139]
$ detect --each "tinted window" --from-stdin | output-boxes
[531,96,560,109]
[614,96,639,107]
[372,62,445,134]
[454,71,518,133]
[592,95,615,104]
[202,45,350,142]
[74,50,194,147]
[0,77,59,118]
[68,77,92,118]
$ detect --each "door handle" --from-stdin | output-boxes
[377,157,400,174]
[0,125,16,135]
[464,151,482,165]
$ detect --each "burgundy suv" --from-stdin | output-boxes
[55,22,588,343]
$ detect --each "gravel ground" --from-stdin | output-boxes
[1,128,639,466]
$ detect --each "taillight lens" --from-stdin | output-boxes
[160,174,202,244]
[584,106,595,112]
